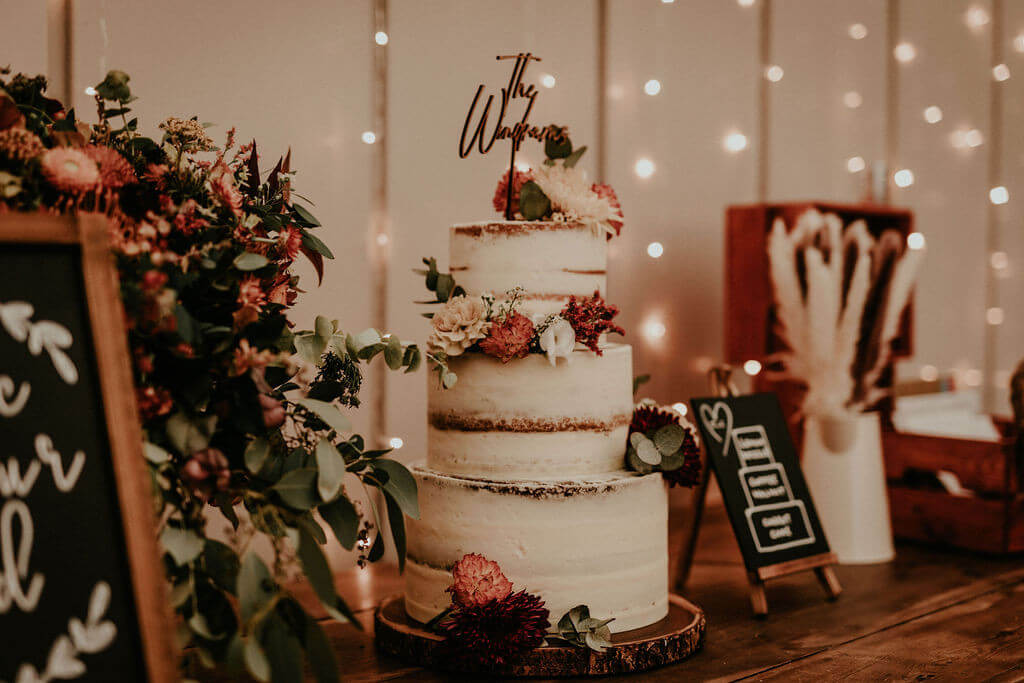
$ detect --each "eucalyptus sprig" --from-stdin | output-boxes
[549,605,614,653]
[414,256,465,310]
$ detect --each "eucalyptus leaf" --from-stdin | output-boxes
[304,618,339,683]
[295,334,327,365]
[261,613,303,683]
[384,335,403,370]
[350,328,381,350]
[382,490,407,573]
[166,412,217,455]
[314,315,334,340]
[238,552,275,624]
[371,459,420,519]
[295,398,351,435]
[319,495,359,550]
[636,438,662,465]
[296,525,352,624]
[315,438,345,501]
[301,231,334,259]
[292,203,321,227]
[143,442,171,464]
[160,526,204,565]
[271,468,320,510]
[562,145,588,168]
[519,181,551,220]
[436,273,454,302]
[234,251,269,271]
[654,424,685,456]
[243,638,271,682]
[442,371,458,389]
[244,438,270,474]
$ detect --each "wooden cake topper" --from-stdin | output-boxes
[459,52,567,219]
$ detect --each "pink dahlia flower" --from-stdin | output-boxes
[83,145,137,188]
[492,168,533,217]
[478,313,535,363]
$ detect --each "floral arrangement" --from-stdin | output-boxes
[428,553,613,667]
[767,209,924,416]
[626,401,702,488]
[417,259,624,388]
[1,69,422,681]
[492,132,623,238]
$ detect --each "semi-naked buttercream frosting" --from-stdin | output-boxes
[405,468,668,633]
[404,220,669,634]
[450,221,606,317]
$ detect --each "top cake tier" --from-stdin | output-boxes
[450,221,606,318]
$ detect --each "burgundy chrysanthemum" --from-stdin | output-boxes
[560,291,624,355]
[440,589,550,667]
[630,404,702,488]
[479,312,535,363]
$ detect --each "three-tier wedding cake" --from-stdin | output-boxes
[405,219,670,632]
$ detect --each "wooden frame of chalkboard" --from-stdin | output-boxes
[0,213,177,681]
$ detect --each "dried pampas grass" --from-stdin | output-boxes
[767,209,924,417]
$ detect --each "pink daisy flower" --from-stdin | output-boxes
[40,148,100,194]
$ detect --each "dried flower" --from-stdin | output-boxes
[427,295,490,357]
[531,164,621,236]
[232,339,276,376]
[559,291,624,355]
[479,312,534,363]
[0,127,44,162]
[277,227,303,261]
[440,590,550,667]
[209,163,243,216]
[136,385,173,419]
[447,553,514,608]
[492,168,533,216]
[40,148,100,194]
[159,116,216,151]
[181,447,231,500]
[533,314,575,366]
[83,145,137,188]
[591,183,624,237]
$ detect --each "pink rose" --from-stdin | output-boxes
[447,553,514,608]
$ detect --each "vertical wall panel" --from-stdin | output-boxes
[385,0,599,462]
[770,0,888,202]
[896,0,991,394]
[606,0,758,404]
[2,1,49,77]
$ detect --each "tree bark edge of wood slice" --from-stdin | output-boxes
[373,593,707,677]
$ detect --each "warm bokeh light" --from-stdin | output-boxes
[894,169,915,188]
[634,158,656,178]
[965,5,990,30]
[907,232,926,250]
[848,23,868,40]
[894,42,917,63]
[923,106,943,124]
[920,365,939,382]
[765,65,784,82]
[672,402,688,416]
[847,156,866,173]
[990,251,1009,270]
[723,131,748,153]
[843,91,863,109]
[361,131,376,144]
[993,64,1011,82]
[1016,34,1024,53]
[376,233,389,246]
[737,0,755,7]
[389,436,404,449]
[986,307,1004,326]
[743,360,762,376]
[541,73,556,88]
[643,319,667,341]
[990,186,1009,204]
[84,86,97,96]
[374,31,389,45]
[644,79,662,95]
[647,242,664,258]
[963,369,983,387]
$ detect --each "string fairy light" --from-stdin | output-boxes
[993,63,1010,82]
[361,131,376,144]
[843,91,863,109]
[644,79,662,96]
[907,232,926,250]
[723,131,748,153]
[919,365,939,381]
[894,169,915,188]
[647,242,664,258]
[671,403,688,416]
[923,106,943,123]
[990,251,1009,270]
[847,156,866,173]
[965,5,990,31]
[743,360,762,376]
[986,307,1004,326]
[389,436,404,449]
[764,65,784,82]
[848,23,868,40]
[374,31,389,45]
[642,318,667,341]
[989,186,1009,204]
[894,42,917,63]
[540,74,556,88]
[634,158,656,178]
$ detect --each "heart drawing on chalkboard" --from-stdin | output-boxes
[699,402,733,454]
[68,581,117,654]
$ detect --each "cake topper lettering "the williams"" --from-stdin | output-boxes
[459,52,566,219]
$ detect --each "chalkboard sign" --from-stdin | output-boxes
[690,393,832,572]
[0,215,175,682]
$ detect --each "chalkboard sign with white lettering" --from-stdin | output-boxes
[690,393,832,572]
[0,215,175,682]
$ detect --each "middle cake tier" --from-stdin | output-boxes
[428,343,634,480]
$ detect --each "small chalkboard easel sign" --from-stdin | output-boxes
[0,214,176,681]
[676,367,841,616]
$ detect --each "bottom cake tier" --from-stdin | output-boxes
[404,466,669,633]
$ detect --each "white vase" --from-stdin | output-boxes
[802,411,895,565]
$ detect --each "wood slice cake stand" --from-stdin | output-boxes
[374,594,706,677]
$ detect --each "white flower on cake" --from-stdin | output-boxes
[531,163,621,237]
[533,314,575,366]
[427,295,490,357]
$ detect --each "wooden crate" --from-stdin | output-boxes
[883,420,1023,554]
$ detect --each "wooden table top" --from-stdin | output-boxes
[285,493,1024,682]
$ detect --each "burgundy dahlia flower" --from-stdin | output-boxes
[630,404,702,488]
[440,589,550,667]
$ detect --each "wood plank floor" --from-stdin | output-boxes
[217,491,1024,681]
